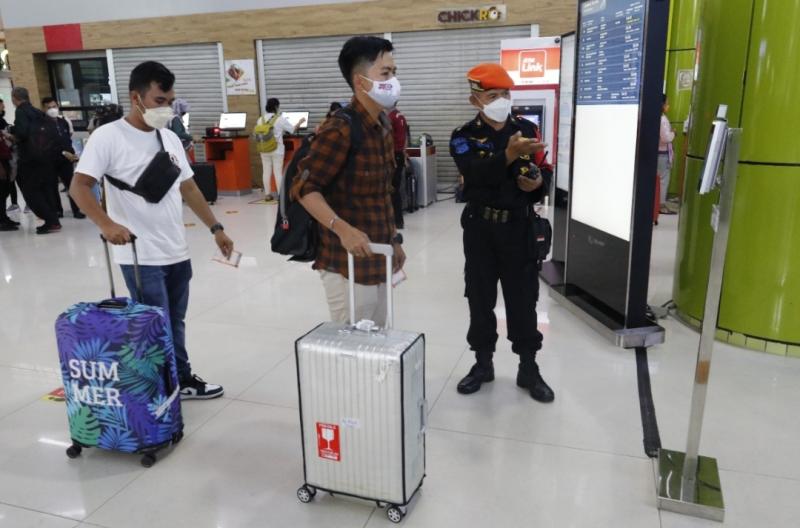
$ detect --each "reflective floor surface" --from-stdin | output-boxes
[1,194,798,527]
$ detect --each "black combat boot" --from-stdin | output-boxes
[516,353,554,403]
[457,352,495,395]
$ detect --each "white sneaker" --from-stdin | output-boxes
[179,374,224,400]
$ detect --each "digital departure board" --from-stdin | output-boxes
[577,0,645,105]
[559,0,669,330]
[571,0,646,241]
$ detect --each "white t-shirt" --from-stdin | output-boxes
[76,119,194,266]
[257,113,293,152]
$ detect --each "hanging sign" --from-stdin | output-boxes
[225,59,257,96]
[437,5,507,25]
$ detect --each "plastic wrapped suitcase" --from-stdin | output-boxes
[295,244,426,524]
[54,236,183,467]
[191,162,218,204]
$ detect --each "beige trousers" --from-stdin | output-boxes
[320,271,388,328]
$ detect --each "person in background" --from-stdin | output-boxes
[11,87,61,234]
[255,98,305,201]
[70,61,233,399]
[297,36,405,326]
[89,103,124,132]
[43,97,84,219]
[315,101,344,134]
[327,101,343,119]
[1,98,22,215]
[450,63,554,403]
[388,105,409,229]
[168,98,195,162]
[0,98,18,230]
[658,94,676,215]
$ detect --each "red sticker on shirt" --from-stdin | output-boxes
[316,422,340,462]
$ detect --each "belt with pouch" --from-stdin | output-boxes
[471,204,531,224]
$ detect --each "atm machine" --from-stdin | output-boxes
[501,36,561,151]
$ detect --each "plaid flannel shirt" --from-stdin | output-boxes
[297,98,396,285]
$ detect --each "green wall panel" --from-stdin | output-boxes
[718,165,800,343]
[738,0,800,164]
[669,0,701,50]
[673,157,716,320]
[687,0,753,158]
[665,50,695,196]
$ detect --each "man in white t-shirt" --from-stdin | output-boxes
[257,98,305,200]
[70,61,234,400]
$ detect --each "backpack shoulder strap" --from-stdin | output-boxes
[335,106,363,168]
[329,106,365,207]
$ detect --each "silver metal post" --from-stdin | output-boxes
[656,127,741,522]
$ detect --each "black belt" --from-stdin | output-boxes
[470,204,531,224]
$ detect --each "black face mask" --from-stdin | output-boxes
[0,111,5,118]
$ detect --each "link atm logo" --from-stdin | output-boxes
[520,50,547,78]
[437,5,507,25]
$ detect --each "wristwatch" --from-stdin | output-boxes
[392,233,403,245]
[210,223,224,235]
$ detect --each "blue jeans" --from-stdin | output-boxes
[120,260,193,382]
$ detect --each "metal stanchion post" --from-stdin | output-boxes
[656,121,741,523]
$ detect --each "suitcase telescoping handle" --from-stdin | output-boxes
[100,234,141,301]
[347,243,394,329]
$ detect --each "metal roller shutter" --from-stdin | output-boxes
[392,26,531,186]
[260,35,377,131]
[111,44,226,162]
[260,27,530,186]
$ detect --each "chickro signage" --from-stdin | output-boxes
[437,5,508,25]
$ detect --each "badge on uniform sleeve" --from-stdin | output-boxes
[451,137,470,155]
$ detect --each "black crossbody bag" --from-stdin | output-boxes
[105,130,182,204]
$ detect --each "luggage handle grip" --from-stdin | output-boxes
[347,243,394,329]
[100,234,141,302]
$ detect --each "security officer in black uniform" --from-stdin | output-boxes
[450,63,554,403]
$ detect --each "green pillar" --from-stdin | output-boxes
[673,0,800,356]
[663,0,701,197]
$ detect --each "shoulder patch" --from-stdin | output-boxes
[451,136,470,155]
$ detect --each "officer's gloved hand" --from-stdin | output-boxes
[506,132,547,162]
[517,174,543,193]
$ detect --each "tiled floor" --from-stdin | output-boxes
[1,194,798,527]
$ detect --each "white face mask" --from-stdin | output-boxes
[479,96,512,123]
[46,107,59,118]
[137,98,174,129]
[361,75,402,109]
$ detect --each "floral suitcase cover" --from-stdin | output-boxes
[55,298,183,454]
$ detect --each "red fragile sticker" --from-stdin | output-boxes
[316,422,340,462]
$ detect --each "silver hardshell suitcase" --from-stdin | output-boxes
[295,244,426,524]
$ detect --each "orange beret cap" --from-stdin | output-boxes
[467,63,514,92]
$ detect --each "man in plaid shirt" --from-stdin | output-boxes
[297,36,406,327]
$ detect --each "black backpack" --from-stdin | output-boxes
[270,106,364,262]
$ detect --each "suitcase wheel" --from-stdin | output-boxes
[387,505,405,524]
[140,453,157,468]
[297,485,316,503]
[65,444,82,459]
